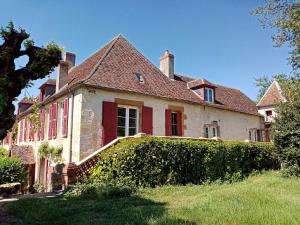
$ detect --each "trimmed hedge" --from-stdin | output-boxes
[91,137,279,187]
[0,156,26,184]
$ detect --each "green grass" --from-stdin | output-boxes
[2,171,300,225]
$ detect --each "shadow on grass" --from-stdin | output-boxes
[3,194,196,225]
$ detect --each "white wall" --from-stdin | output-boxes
[13,88,83,180]
[8,87,263,166]
[79,88,263,160]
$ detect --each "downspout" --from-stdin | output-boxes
[68,90,75,163]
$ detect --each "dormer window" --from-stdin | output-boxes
[205,88,214,103]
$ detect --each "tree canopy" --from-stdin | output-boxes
[272,74,300,165]
[0,22,61,140]
[254,0,300,70]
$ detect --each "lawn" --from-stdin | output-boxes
[2,172,300,225]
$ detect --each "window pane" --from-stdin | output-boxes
[205,127,209,138]
[129,108,137,118]
[118,117,126,127]
[172,125,177,136]
[171,112,177,125]
[118,107,126,117]
[129,117,136,127]
[212,127,216,137]
[117,127,126,137]
[129,127,137,136]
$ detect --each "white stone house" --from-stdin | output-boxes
[1,35,265,190]
[257,80,286,141]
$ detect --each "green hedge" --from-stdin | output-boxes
[91,137,279,187]
[0,156,26,184]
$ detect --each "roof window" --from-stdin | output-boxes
[135,73,144,83]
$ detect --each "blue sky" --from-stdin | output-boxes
[1,0,292,106]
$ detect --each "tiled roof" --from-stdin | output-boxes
[257,81,285,107]
[19,97,35,104]
[67,35,259,116]
[39,78,56,89]
[187,78,216,89]
[10,145,35,164]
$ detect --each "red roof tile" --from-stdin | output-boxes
[19,97,35,104]
[257,81,285,107]
[10,145,35,164]
[67,35,259,116]
[39,78,56,90]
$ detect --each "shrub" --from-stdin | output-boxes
[0,147,8,157]
[38,142,63,163]
[91,137,279,187]
[0,156,26,184]
[281,165,300,178]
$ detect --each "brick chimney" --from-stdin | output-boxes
[160,50,174,80]
[56,52,76,93]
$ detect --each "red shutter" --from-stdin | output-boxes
[19,120,23,143]
[52,103,57,138]
[29,122,32,141]
[63,98,69,137]
[177,111,183,137]
[48,105,52,139]
[39,109,45,140]
[102,101,118,145]
[165,109,172,136]
[32,123,35,141]
[43,159,48,190]
[24,118,27,142]
[37,158,41,184]
[142,106,153,135]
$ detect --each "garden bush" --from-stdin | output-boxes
[0,147,8,157]
[0,156,26,184]
[281,164,300,178]
[91,137,279,187]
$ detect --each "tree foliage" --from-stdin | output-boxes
[254,0,300,70]
[272,74,300,165]
[0,22,61,139]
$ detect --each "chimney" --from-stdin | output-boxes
[65,52,76,69]
[160,50,174,79]
[56,52,76,93]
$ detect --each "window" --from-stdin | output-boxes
[117,106,138,137]
[204,125,219,138]
[212,127,216,137]
[266,110,272,116]
[171,112,178,136]
[204,88,214,103]
[249,129,258,142]
[205,127,209,138]
[135,73,144,83]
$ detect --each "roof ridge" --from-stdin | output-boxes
[256,80,277,106]
[83,35,121,84]
[67,35,121,85]
[176,73,243,92]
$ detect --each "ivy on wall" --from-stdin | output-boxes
[38,142,63,163]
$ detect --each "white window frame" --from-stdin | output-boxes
[171,112,178,136]
[205,88,214,103]
[204,125,218,138]
[117,105,139,137]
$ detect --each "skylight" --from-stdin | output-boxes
[135,73,144,83]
